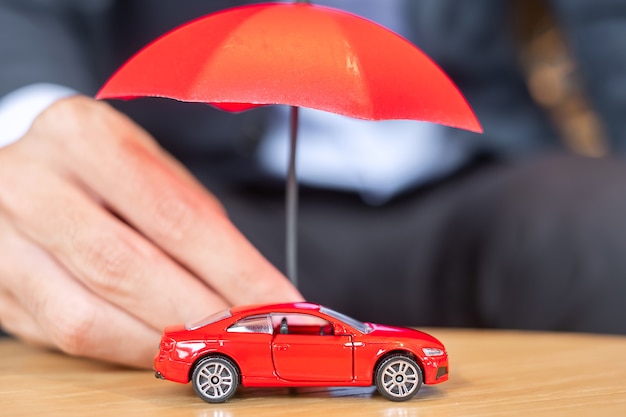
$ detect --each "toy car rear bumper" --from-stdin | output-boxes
[154,355,191,384]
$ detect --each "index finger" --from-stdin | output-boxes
[39,98,302,306]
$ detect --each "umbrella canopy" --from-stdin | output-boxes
[96,2,482,286]
[97,3,481,132]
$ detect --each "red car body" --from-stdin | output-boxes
[154,302,448,402]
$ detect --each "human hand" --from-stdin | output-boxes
[0,95,302,367]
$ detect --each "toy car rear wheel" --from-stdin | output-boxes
[375,354,423,401]
[192,356,239,403]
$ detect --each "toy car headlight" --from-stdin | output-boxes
[422,347,445,356]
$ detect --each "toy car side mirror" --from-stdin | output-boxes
[279,318,288,334]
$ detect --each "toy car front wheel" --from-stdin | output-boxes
[192,356,239,403]
[375,354,423,401]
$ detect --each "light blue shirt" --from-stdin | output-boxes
[257,0,470,204]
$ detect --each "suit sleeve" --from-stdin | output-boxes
[0,0,116,97]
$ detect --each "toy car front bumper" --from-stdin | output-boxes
[435,366,448,380]
[422,354,449,384]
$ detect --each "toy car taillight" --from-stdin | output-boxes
[160,337,175,352]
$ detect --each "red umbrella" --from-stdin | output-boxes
[97,2,482,285]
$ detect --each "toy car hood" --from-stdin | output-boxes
[366,323,445,348]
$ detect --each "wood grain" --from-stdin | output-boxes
[2,329,625,416]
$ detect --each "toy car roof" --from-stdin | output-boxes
[229,302,322,316]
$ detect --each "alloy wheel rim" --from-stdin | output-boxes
[381,359,419,398]
[196,361,235,399]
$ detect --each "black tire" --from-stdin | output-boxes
[375,354,423,401]
[192,356,239,403]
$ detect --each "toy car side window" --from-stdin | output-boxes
[227,315,272,334]
[270,313,334,336]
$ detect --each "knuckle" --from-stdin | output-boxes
[152,195,195,242]
[37,95,100,126]
[79,234,138,295]
[33,96,130,157]
[32,96,87,139]
[49,303,98,356]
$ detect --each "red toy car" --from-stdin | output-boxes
[154,302,448,402]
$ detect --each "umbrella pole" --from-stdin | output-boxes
[286,105,299,287]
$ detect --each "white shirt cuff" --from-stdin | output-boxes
[0,83,77,148]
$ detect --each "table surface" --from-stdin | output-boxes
[2,329,625,417]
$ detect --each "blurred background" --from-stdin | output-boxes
[516,0,607,157]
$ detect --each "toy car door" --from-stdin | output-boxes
[271,313,352,382]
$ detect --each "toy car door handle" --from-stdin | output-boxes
[344,341,364,347]
[274,344,290,351]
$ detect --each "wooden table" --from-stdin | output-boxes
[2,329,625,416]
